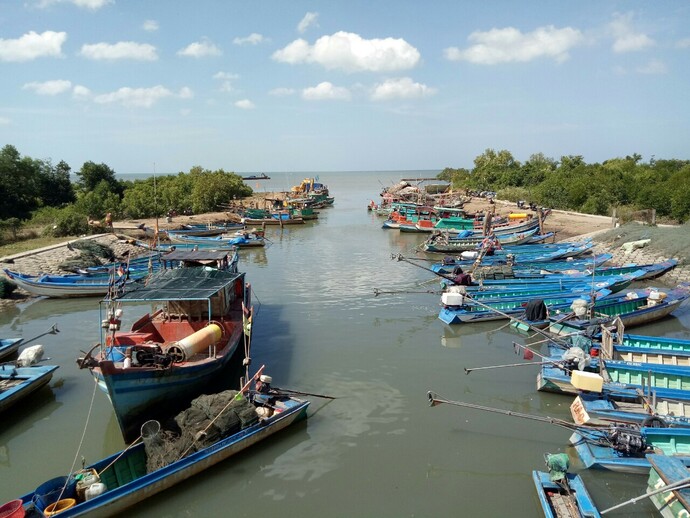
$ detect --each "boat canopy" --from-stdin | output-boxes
[116,269,243,302]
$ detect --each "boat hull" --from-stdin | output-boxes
[0,364,59,413]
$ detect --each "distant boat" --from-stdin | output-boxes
[242,173,271,180]
[2,268,148,298]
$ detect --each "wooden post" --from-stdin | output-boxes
[537,208,544,236]
[612,207,617,228]
[651,208,656,226]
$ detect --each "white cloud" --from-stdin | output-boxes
[302,82,351,101]
[235,99,255,109]
[0,31,67,62]
[93,86,176,108]
[80,41,158,61]
[0,117,11,125]
[298,12,319,34]
[677,38,690,49]
[213,72,239,93]
[143,20,159,32]
[37,0,111,10]
[273,31,420,73]
[233,33,264,45]
[72,85,91,99]
[370,77,436,101]
[269,87,296,96]
[636,59,667,74]
[178,87,194,99]
[609,12,655,53]
[178,39,222,58]
[22,79,72,95]
[444,25,584,64]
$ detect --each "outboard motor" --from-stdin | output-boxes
[607,426,646,454]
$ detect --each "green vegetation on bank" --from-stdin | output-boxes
[439,150,690,222]
[0,144,252,243]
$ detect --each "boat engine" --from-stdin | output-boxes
[607,426,646,454]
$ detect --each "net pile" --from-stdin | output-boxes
[70,240,116,261]
[0,277,17,298]
[143,390,259,473]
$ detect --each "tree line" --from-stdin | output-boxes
[438,149,690,223]
[0,144,252,240]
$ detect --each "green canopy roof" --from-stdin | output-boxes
[116,268,243,302]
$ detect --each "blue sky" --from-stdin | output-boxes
[1,1,689,175]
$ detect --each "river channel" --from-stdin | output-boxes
[1,170,687,516]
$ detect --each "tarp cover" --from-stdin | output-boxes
[116,268,242,302]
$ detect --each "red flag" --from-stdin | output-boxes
[523,349,534,360]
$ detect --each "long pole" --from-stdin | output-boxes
[601,476,690,514]
[426,391,581,432]
[17,323,60,347]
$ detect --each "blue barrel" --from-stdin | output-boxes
[33,476,75,512]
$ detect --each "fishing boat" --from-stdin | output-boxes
[422,227,541,253]
[0,364,59,413]
[431,250,610,275]
[166,231,266,248]
[570,393,690,429]
[2,268,147,298]
[548,284,690,335]
[646,454,690,516]
[78,266,251,441]
[538,342,690,399]
[438,289,612,325]
[569,426,690,474]
[9,390,309,517]
[532,455,601,517]
[0,338,23,361]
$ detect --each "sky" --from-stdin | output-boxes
[1,1,689,175]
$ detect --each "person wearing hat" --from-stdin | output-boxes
[256,374,273,395]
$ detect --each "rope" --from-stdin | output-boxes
[56,376,100,503]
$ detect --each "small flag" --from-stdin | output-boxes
[523,349,534,360]
[116,264,125,277]
[513,343,520,355]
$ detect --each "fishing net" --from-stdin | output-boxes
[0,277,17,298]
[594,221,690,264]
[58,251,103,272]
[143,390,259,473]
[69,240,117,261]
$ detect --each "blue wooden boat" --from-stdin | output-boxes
[166,231,265,248]
[0,338,23,361]
[9,392,309,516]
[3,268,148,298]
[532,464,601,517]
[570,393,690,429]
[538,343,690,400]
[422,227,540,253]
[431,252,612,275]
[569,426,690,474]
[646,454,690,516]
[548,284,690,335]
[78,267,251,441]
[0,364,59,413]
[439,289,612,325]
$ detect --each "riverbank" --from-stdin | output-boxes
[1,195,688,312]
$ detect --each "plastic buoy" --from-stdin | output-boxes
[43,499,76,517]
[0,499,25,518]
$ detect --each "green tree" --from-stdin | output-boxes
[0,144,41,219]
[77,161,122,196]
